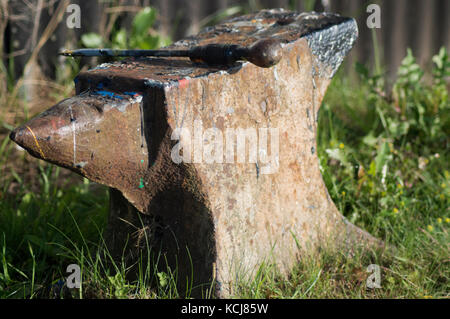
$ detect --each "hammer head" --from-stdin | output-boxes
[246,38,283,68]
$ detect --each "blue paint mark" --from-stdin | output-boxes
[92,90,124,100]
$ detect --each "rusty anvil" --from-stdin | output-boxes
[10,9,379,297]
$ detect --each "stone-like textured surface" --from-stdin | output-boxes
[10,9,379,297]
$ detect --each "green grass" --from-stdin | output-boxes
[0,47,448,299]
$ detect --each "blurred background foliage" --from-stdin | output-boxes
[80,6,171,50]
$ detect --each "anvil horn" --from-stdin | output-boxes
[10,93,152,211]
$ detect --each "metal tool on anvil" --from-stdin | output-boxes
[59,38,283,68]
